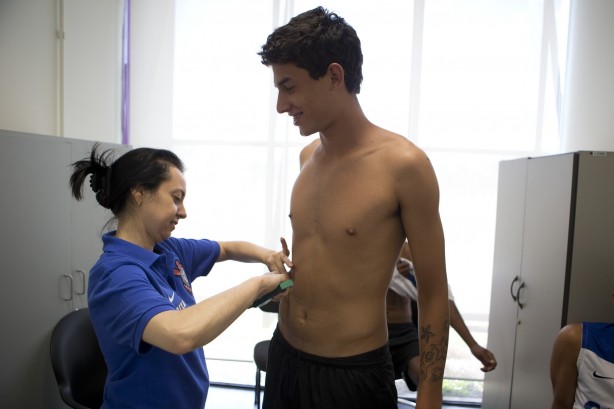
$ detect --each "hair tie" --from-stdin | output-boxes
[89,166,112,209]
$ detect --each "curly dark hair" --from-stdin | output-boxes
[258,6,363,94]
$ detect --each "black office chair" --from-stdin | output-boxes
[253,301,279,409]
[398,398,417,408]
[50,308,107,409]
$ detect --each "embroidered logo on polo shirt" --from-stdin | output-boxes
[592,370,614,380]
[174,260,192,294]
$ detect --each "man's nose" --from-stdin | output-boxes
[276,93,289,114]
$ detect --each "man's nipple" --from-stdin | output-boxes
[346,227,357,236]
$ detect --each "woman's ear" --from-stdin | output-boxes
[131,188,144,206]
[328,63,345,89]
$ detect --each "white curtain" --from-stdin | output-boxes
[130,0,570,390]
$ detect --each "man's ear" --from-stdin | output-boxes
[328,63,345,89]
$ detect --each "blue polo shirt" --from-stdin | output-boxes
[88,232,220,409]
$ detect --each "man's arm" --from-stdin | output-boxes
[414,233,449,409]
[449,300,497,372]
[397,148,450,408]
[550,324,581,409]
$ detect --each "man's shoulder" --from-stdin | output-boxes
[557,323,583,345]
[369,127,419,152]
[299,138,321,165]
[302,138,321,153]
[374,131,430,170]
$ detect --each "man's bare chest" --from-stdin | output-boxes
[290,163,398,237]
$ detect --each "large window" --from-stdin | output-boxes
[132,0,570,401]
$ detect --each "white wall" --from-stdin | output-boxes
[0,0,122,143]
[129,0,175,149]
[560,0,614,152]
[0,0,58,136]
[62,0,123,142]
[2,0,613,150]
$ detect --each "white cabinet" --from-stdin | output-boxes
[482,152,614,409]
[0,130,128,408]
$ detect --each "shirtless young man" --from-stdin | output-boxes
[258,7,450,409]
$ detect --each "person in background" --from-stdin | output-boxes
[549,293,614,409]
[69,144,292,409]
[258,6,449,409]
[388,243,497,391]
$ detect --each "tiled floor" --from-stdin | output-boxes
[205,380,481,409]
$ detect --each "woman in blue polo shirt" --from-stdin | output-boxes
[70,144,292,408]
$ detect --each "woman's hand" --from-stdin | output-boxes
[217,238,293,274]
[256,271,292,302]
[263,237,293,274]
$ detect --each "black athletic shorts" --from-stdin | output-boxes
[262,326,398,409]
[387,322,419,391]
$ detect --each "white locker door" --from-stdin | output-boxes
[482,158,528,409]
[566,152,614,324]
[0,134,73,408]
[510,154,574,409]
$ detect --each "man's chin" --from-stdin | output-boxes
[299,128,317,137]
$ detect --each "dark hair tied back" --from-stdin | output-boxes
[70,143,184,217]
[89,165,112,209]
[69,142,115,209]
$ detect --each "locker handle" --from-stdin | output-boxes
[74,269,86,295]
[61,274,73,301]
[516,282,525,309]
[510,276,520,302]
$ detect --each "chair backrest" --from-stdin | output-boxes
[50,308,107,409]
